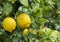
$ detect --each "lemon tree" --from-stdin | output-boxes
[0,0,60,42]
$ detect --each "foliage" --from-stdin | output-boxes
[0,0,60,42]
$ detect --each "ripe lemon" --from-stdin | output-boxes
[23,29,29,36]
[17,13,31,28]
[2,17,16,32]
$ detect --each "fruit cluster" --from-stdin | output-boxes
[2,13,31,35]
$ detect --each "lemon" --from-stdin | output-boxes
[23,29,29,36]
[2,17,16,32]
[17,13,31,28]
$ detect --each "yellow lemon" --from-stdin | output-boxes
[17,13,31,28]
[2,17,16,32]
[23,29,29,36]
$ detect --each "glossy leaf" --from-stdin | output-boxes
[19,0,28,7]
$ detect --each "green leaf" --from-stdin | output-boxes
[47,0,54,5]
[0,32,2,35]
[28,32,36,39]
[3,2,12,15]
[56,15,60,22]
[33,6,40,12]
[3,38,12,42]
[31,23,39,29]
[56,8,60,14]
[19,0,28,7]
[34,10,42,18]
[38,18,48,23]
[44,40,52,42]
[12,37,18,42]
[0,6,3,14]
[7,0,16,3]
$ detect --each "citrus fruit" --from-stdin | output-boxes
[17,13,31,28]
[23,29,29,36]
[2,17,16,32]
